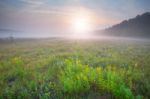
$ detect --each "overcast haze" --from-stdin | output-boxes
[0,0,150,37]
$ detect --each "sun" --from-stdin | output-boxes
[70,13,91,38]
[73,15,89,33]
[68,9,96,39]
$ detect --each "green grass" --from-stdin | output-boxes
[0,38,150,99]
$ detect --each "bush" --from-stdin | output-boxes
[60,59,90,93]
[59,59,135,98]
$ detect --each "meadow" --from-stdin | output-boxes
[0,38,150,99]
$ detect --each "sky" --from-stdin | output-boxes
[0,0,150,37]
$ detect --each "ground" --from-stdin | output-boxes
[0,38,150,99]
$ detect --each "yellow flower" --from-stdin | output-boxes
[77,75,80,80]
[96,67,101,73]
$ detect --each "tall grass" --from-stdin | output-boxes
[0,39,150,99]
[59,59,144,99]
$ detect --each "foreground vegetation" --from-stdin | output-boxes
[0,38,150,99]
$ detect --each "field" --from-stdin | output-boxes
[0,38,150,99]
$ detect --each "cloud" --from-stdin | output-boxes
[20,0,47,10]
[0,28,22,34]
[21,0,46,6]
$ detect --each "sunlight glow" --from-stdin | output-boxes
[70,12,92,39]
[73,15,89,33]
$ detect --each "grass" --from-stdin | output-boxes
[0,38,150,99]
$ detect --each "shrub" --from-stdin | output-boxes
[59,59,135,98]
[60,59,90,93]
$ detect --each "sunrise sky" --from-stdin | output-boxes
[0,0,150,37]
